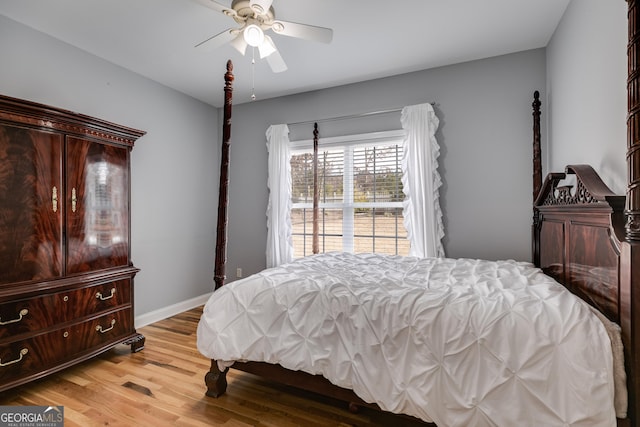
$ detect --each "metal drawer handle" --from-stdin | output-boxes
[0,348,28,367]
[0,309,29,326]
[96,319,116,334]
[96,288,116,301]
[52,186,58,213]
[71,187,77,213]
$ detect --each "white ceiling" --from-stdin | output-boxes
[0,0,570,108]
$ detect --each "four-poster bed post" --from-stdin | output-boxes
[312,122,319,254]
[626,1,640,425]
[532,90,542,262]
[214,60,234,290]
[627,0,640,241]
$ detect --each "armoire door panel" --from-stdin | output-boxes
[66,137,130,274]
[0,124,63,285]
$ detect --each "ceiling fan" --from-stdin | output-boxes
[194,0,333,73]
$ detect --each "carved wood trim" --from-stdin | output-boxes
[536,165,618,207]
[0,95,145,147]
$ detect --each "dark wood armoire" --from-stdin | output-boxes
[0,94,145,391]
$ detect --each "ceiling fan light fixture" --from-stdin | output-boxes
[243,24,265,47]
[258,35,277,58]
[230,33,248,54]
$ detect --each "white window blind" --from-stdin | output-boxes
[290,130,409,258]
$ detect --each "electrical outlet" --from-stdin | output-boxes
[236,267,243,278]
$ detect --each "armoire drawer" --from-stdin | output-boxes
[67,308,133,351]
[0,308,133,384]
[0,279,132,339]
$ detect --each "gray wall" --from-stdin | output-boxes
[0,15,220,322]
[225,49,547,281]
[546,0,627,194]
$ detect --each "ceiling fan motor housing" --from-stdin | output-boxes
[230,0,275,27]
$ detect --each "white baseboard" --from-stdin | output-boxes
[135,292,213,328]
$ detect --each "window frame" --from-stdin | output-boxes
[290,129,407,257]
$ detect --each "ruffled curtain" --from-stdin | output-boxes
[265,124,294,267]
[401,103,445,258]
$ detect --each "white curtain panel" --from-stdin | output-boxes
[265,124,294,267]
[401,103,445,258]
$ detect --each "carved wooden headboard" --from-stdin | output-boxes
[534,165,626,324]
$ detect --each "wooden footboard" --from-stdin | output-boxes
[206,359,377,412]
[205,359,436,423]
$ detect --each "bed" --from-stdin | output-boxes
[197,3,640,425]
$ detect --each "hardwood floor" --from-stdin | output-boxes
[0,307,429,426]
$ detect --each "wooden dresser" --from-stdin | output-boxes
[0,94,145,391]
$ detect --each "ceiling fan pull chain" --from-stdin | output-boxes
[251,47,257,101]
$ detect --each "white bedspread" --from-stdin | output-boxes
[197,252,616,426]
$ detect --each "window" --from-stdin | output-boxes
[290,130,409,258]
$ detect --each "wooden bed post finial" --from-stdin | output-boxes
[214,60,234,290]
[532,90,542,202]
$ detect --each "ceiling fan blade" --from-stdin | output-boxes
[193,0,237,17]
[271,20,333,44]
[195,28,237,51]
[266,47,287,73]
[249,0,273,15]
